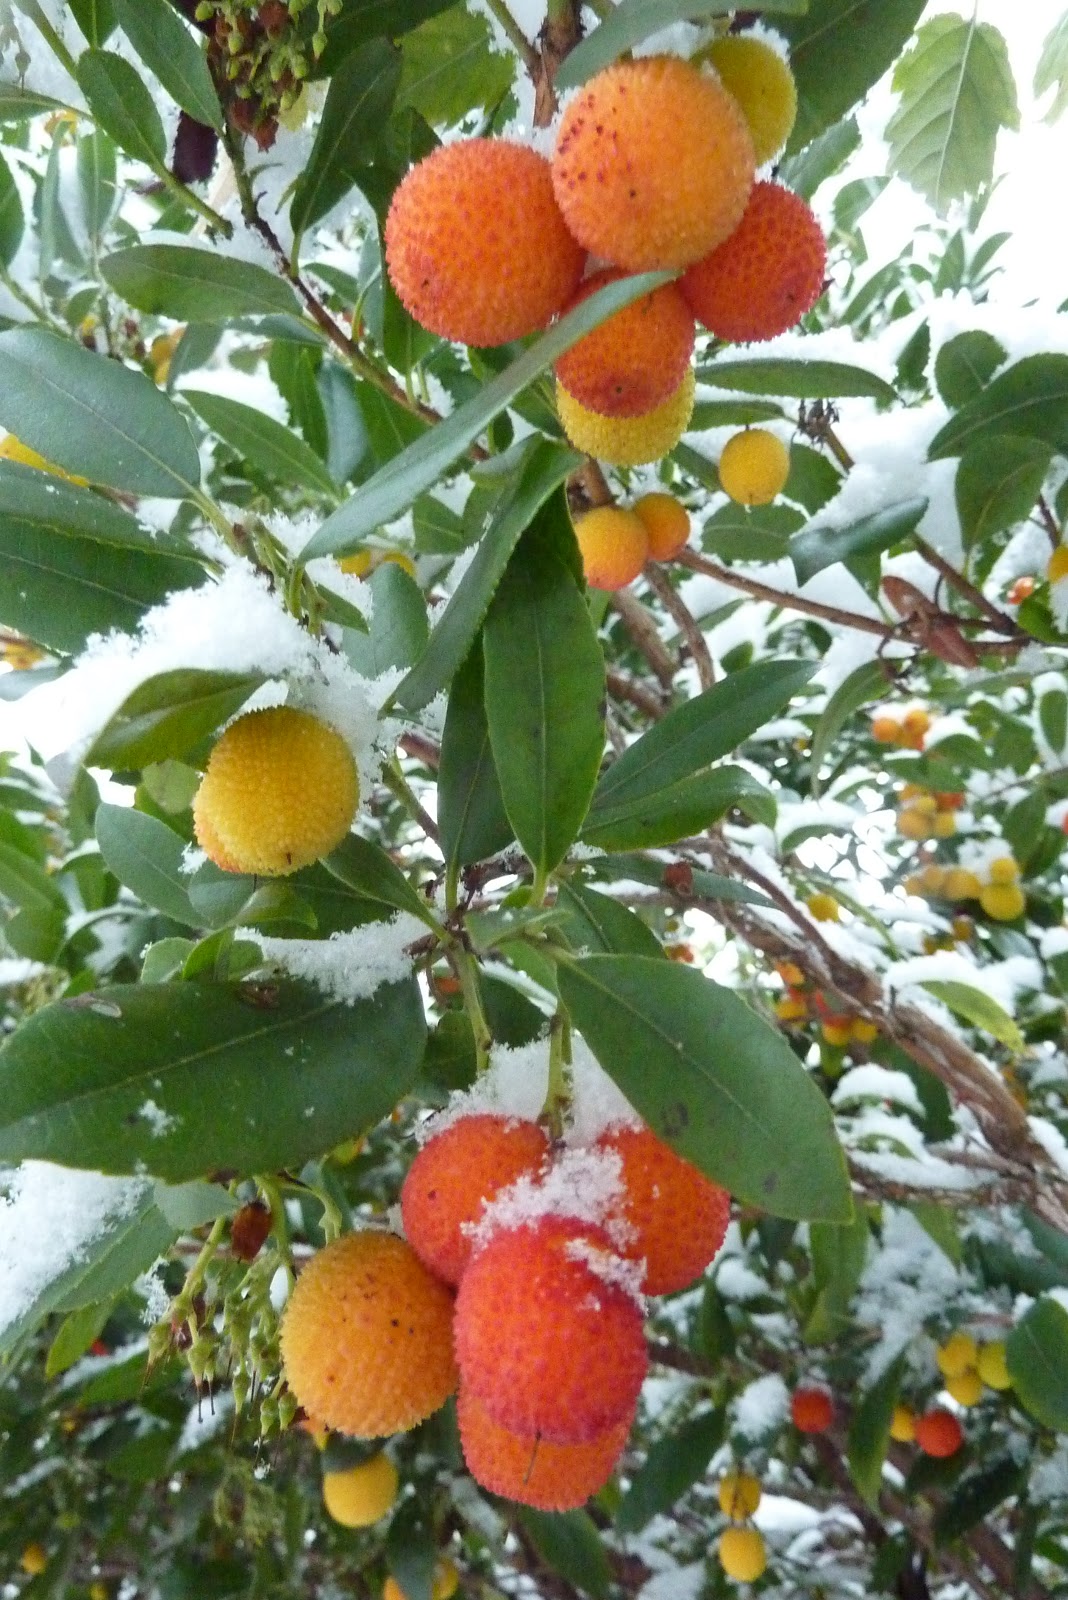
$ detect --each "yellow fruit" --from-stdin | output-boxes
[718,1470,762,1520]
[918,864,947,896]
[557,368,695,467]
[193,706,359,877]
[718,428,790,506]
[903,874,925,897]
[936,1331,979,1379]
[951,915,974,941]
[702,34,798,164]
[821,1021,852,1048]
[977,1340,1012,1391]
[1048,545,1068,584]
[889,1404,916,1443]
[20,1544,47,1575]
[806,892,840,922]
[931,813,956,839]
[323,1454,399,1527]
[943,868,982,901]
[149,329,183,385]
[944,1368,983,1407]
[979,882,1026,921]
[0,636,45,669]
[338,549,417,580]
[280,1231,458,1438]
[574,507,650,590]
[89,1586,108,1600]
[385,1559,459,1600]
[775,996,808,1022]
[0,432,88,485]
[897,808,931,841]
[718,1526,767,1583]
[908,794,939,818]
[902,709,930,737]
[988,856,1020,885]
[850,1018,879,1044]
[633,493,691,562]
[872,715,901,744]
[552,55,755,271]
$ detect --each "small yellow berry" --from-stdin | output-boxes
[806,892,840,923]
[918,864,947,897]
[897,808,932,841]
[574,506,650,590]
[987,856,1020,885]
[20,1545,47,1576]
[977,1341,1012,1391]
[338,549,417,580]
[718,427,790,506]
[323,1453,400,1527]
[850,1018,879,1044]
[943,868,982,901]
[718,1526,767,1583]
[944,1368,983,1408]
[889,1404,916,1443]
[821,1021,852,1048]
[718,1469,762,1521]
[936,1330,979,1379]
[931,812,957,839]
[775,996,809,1022]
[871,715,902,744]
[979,882,1026,921]
[1048,545,1068,584]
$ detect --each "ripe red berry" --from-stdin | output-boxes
[915,1408,964,1458]
[791,1386,834,1434]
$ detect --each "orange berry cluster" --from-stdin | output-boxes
[773,962,878,1051]
[896,783,962,841]
[574,493,690,590]
[871,707,930,750]
[400,1112,730,1510]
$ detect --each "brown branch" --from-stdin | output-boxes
[608,588,678,690]
[643,562,716,689]
[912,536,1018,636]
[399,731,441,770]
[675,547,895,640]
[1038,494,1062,551]
[606,666,670,720]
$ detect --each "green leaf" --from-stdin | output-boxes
[616,1408,725,1532]
[437,639,514,876]
[86,669,264,771]
[517,1510,610,1599]
[777,0,927,152]
[290,41,402,252]
[322,834,436,928]
[806,1210,869,1342]
[1035,12,1068,122]
[583,766,774,851]
[0,976,426,1181]
[920,980,1023,1054]
[847,1354,906,1507]
[396,7,514,127]
[0,840,67,914]
[928,354,1068,461]
[0,84,71,121]
[393,441,578,712]
[934,330,1007,409]
[69,0,118,44]
[886,16,1019,213]
[76,48,167,170]
[0,463,203,654]
[810,660,887,797]
[592,660,814,811]
[790,498,928,585]
[183,389,338,497]
[689,398,786,430]
[699,358,897,405]
[483,513,605,882]
[956,436,1051,554]
[556,881,662,960]
[300,273,669,560]
[701,501,803,564]
[111,0,222,130]
[557,956,852,1221]
[102,246,300,322]
[0,150,24,267]
[77,127,118,241]
[45,1300,114,1379]
[386,1501,436,1600]
[314,0,455,70]
[555,0,807,93]
[0,327,202,496]
[342,563,427,676]
[933,1457,1027,1544]
[95,804,200,927]
[778,115,861,200]
[1041,688,1068,756]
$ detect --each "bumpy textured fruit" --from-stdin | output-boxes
[871,715,901,744]
[681,181,825,342]
[280,1231,458,1438]
[557,368,696,466]
[1048,545,1068,584]
[594,1122,730,1294]
[718,1469,761,1520]
[194,707,358,876]
[400,1114,550,1286]
[977,1340,1011,1391]
[454,1215,647,1444]
[936,1330,978,1379]
[556,271,695,417]
[915,1408,963,1458]
[574,507,650,590]
[718,427,790,506]
[703,34,797,164]
[385,140,585,347]
[979,882,1025,921]
[718,1526,767,1582]
[943,868,981,900]
[633,493,690,561]
[945,1369,983,1407]
[791,1386,834,1433]
[552,55,754,271]
[821,1021,852,1048]
[457,1387,631,1510]
[890,1404,917,1443]
[322,1453,399,1526]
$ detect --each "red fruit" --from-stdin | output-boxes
[457,1387,632,1511]
[593,1123,729,1295]
[915,1408,964,1458]
[454,1215,647,1444]
[231,1199,272,1261]
[555,269,695,418]
[680,181,826,344]
[791,1386,834,1434]
[401,1114,550,1286]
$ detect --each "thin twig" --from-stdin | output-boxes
[608,587,678,689]
[643,562,715,689]
[1038,494,1062,550]
[606,666,669,720]
[913,536,1018,635]
[675,547,895,640]
[482,0,540,78]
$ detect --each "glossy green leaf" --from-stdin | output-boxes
[0,464,203,655]
[701,501,803,564]
[810,660,887,796]
[689,398,786,430]
[700,357,897,405]
[77,127,118,240]
[934,330,1007,409]
[957,435,1051,554]
[0,975,427,1181]
[437,639,514,876]
[0,84,71,120]
[300,274,668,560]
[921,980,1023,1053]
[0,150,24,267]
[0,327,202,496]
[583,766,774,851]
[290,41,401,252]
[847,1353,906,1506]
[76,48,167,170]
[69,0,118,44]
[396,7,513,126]
[790,497,928,585]
[86,669,264,771]
[518,1510,610,1600]
[0,841,67,914]
[1035,11,1068,122]
[183,389,338,497]
[102,246,299,322]
[112,0,222,130]
[806,1210,869,1342]
[777,0,927,153]
[779,116,861,199]
[558,956,852,1220]
[556,881,662,960]
[322,834,436,928]
[95,804,199,927]
[314,0,455,71]
[555,0,806,93]
[929,355,1068,460]
[886,17,1019,213]
[483,517,605,881]
[933,1457,1027,1544]
[342,563,427,676]
[617,1409,725,1532]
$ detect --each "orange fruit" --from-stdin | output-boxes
[791,1386,834,1434]
[681,181,825,343]
[457,1387,631,1510]
[555,270,694,417]
[915,1408,963,1458]
[574,506,650,590]
[594,1122,730,1295]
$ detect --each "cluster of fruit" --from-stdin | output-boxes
[716,1469,766,1582]
[871,706,931,750]
[772,963,878,1052]
[903,851,1025,923]
[896,784,962,841]
[384,37,825,477]
[280,1111,730,1513]
[889,1330,1013,1457]
[575,492,690,590]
